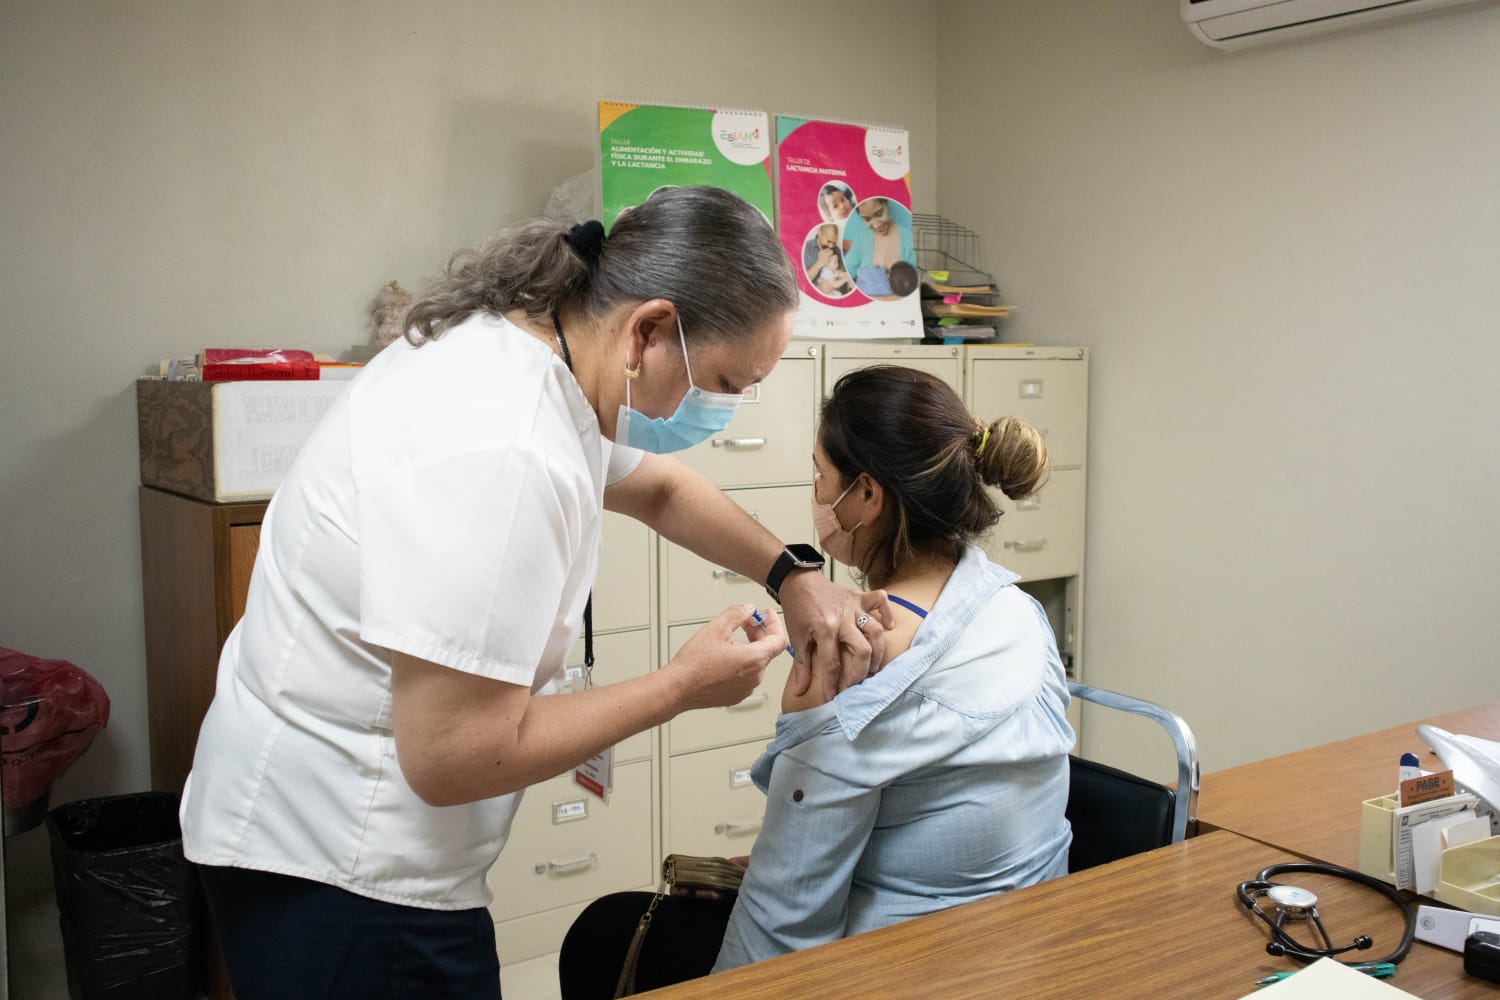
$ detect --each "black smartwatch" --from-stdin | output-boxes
[765,544,825,602]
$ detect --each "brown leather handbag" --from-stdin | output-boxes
[614,854,744,997]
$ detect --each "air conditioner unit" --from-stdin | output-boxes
[1181,0,1496,49]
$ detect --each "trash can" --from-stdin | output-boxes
[47,792,199,1000]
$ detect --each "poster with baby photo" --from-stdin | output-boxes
[774,116,920,339]
[598,101,774,231]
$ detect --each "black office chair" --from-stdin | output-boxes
[1065,681,1200,872]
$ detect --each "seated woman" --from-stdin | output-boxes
[560,365,1074,996]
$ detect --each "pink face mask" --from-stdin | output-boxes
[811,478,862,567]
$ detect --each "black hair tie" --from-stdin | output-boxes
[564,220,605,264]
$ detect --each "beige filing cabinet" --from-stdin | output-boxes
[662,346,821,859]
[966,345,1089,732]
[487,509,660,963]
[487,342,1089,964]
[488,345,823,963]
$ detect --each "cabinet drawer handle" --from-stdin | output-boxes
[714,817,764,837]
[726,693,768,713]
[1004,538,1047,553]
[712,569,745,580]
[543,853,597,876]
[711,437,767,448]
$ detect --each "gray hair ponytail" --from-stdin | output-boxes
[404,186,797,347]
[403,220,586,345]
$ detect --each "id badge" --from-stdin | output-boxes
[574,745,613,801]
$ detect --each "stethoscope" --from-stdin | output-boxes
[1237,862,1416,965]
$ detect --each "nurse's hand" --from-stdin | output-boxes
[666,604,786,712]
[778,572,894,702]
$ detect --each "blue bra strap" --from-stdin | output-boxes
[887,594,928,619]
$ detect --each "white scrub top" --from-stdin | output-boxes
[180,312,642,910]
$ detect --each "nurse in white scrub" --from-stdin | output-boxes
[178,185,892,1000]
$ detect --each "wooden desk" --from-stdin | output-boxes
[638,831,1489,999]
[1198,701,1500,868]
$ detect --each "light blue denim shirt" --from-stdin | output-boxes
[713,545,1074,972]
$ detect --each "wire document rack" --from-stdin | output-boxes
[911,214,1012,342]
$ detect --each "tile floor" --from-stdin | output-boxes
[7,889,563,1000]
[8,888,68,1000]
[503,952,565,1000]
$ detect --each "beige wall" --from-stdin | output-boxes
[6,0,1498,887]
[0,0,937,891]
[938,0,1500,778]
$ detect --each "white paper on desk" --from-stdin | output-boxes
[1238,958,1421,998]
[1443,813,1492,849]
[1411,808,1474,895]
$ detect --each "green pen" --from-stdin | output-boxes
[1254,962,1396,987]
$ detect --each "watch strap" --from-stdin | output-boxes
[765,546,821,602]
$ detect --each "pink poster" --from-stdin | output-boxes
[775,117,920,339]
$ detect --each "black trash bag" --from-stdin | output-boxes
[47,792,199,1000]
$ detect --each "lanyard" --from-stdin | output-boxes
[551,312,595,683]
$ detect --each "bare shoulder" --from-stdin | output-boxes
[776,614,922,713]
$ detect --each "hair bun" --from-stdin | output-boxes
[976,416,1049,502]
[564,220,606,264]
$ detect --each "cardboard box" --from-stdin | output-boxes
[136,378,349,502]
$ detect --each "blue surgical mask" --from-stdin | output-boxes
[616,316,742,454]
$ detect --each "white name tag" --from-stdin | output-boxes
[553,798,588,824]
[574,745,614,801]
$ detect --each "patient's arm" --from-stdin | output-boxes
[781,608,923,712]
[781,670,829,713]
[713,750,880,968]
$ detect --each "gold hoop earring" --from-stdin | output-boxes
[624,360,642,379]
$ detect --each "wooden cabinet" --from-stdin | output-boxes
[137,485,268,1000]
[138,486,266,793]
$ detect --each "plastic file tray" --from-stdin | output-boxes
[1359,794,1500,915]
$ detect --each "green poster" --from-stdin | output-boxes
[598,102,773,231]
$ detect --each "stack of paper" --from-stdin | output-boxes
[1241,958,1422,998]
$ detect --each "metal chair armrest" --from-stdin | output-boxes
[1069,681,1201,843]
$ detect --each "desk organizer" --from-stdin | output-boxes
[1359,794,1500,915]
